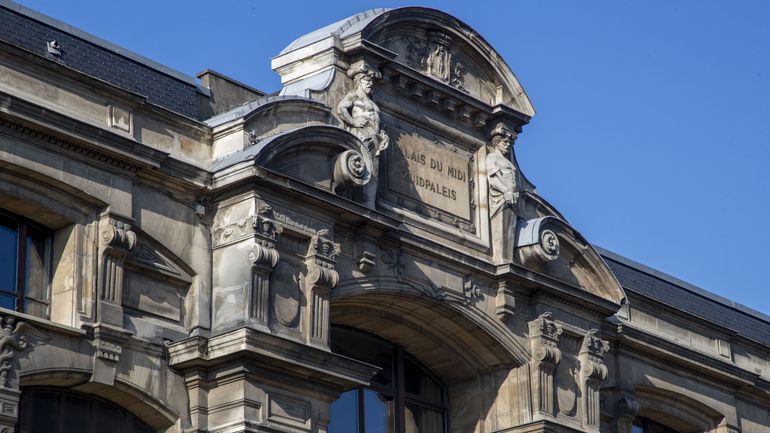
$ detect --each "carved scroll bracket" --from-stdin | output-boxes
[579,329,609,430]
[97,217,136,326]
[529,312,563,418]
[515,217,560,269]
[306,229,341,347]
[334,149,372,188]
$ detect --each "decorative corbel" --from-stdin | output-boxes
[306,229,340,347]
[579,329,609,429]
[0,315,44,432]
[495,279,516,321]
[90,322,132,386]
[97,217,136,326]
[616,390,641,433]
[249,205,282,326]
[515,217,560,269]
[529,312,562,418]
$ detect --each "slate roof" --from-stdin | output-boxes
[598,247,770,347]
[0,0,204,119]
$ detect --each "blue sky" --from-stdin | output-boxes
[15,1,770,314]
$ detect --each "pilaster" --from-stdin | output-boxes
[529,312,563,419]
[305,229,340,348]
[96,216,136,327]
[578,329,609,431]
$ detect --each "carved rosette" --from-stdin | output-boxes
[579,329,609,430]
[249,205,283,326]
[528,312,563,417]
[306,229,341,347]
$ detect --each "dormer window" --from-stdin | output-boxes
[0,209,51,318]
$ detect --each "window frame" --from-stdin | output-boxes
[330,326,449,433]
[0,209,51,318]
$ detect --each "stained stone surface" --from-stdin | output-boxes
[0,2,768,433]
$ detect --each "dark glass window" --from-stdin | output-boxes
[18,388,154,433]
[633,417,681,433]
[0,210,51,318]
[329,326,447,433]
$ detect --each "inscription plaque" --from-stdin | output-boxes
[389,134,471,220]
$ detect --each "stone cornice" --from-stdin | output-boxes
[611,321,764,392]
[166,328,378,390]
[0,91,210,189]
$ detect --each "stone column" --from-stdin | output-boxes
[305,230,340,348]
[579,329,609,431]
[528,312,562,419]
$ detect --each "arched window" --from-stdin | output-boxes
[633,417,682,433]
[329,326,447,433]
[0,209,50,318]
[18,388,155,433]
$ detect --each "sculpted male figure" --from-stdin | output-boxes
[336,66,389,159]
[487,124,519,218]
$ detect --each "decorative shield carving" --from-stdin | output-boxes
[272,271,301,327]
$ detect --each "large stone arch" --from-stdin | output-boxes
[331,277,529,383]
[633,386,730,433]
[20,371,181,430]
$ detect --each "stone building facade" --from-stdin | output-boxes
[0,2,768,433]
